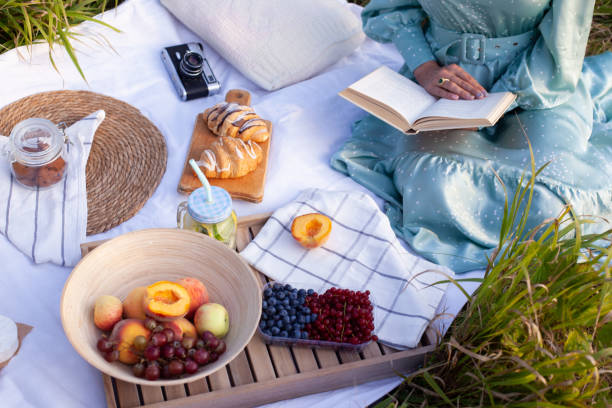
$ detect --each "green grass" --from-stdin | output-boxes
[0,0,122,81]
[371,133,612,407]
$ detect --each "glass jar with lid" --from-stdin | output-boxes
[177,185,237,250]
[7,118,68,189]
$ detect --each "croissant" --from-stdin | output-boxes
[196,136,263,179]
[203,102,270,143]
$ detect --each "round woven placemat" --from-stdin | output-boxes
[0,90,167,235]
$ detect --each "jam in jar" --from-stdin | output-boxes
[7,118,67,189]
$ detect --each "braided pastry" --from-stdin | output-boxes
[203,102,270,143]
[196,136,263,179]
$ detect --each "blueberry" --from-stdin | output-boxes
[303,307,311,314]
[290,315,296,322]
[273,283,283,290]
[271,327,280,336]
[277,292,286,300]
[259,321,266,330]
[311,313,318,321]
[284,284,292,291]
[288,308,296,316]
[266,306,276,315]
[263,329,272,336]
[262,300,268,309]
[297,315,305,324]
[292,323,301,331]
[261,312,268,320]
[298,289,306,297]
[290,292,298,300]
[283,315,291,324]
[264,288,273,298]
[266,319,275,328]
[268,297,277,306]
[280,330,288,337]
[292,330,301,338]
[290,299,298,307]
[301,332,309,340]
[307,289,314,295]
[283,298,290,306]
[280,309,288,317]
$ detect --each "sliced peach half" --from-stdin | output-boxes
[143,281,190,321]
[291,213,332,249]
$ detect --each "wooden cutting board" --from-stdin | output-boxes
[177,89,272,202]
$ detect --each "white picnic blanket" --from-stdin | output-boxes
[0,111,104,267]
[241,188,451,349]
[0,0,484,407]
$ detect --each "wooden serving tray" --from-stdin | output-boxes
[177,90,272,203]
[81,214,435,408]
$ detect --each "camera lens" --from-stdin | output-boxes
[179,51,204,77]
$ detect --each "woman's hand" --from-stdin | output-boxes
[414,60,487,100]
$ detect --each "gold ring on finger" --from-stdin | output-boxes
[437,77,450,86]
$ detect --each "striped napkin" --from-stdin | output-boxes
[240,188,451,349]
[0,111,105,267]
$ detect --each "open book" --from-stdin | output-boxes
[339,66,516,134]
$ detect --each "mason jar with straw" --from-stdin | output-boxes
[177,159,237,249]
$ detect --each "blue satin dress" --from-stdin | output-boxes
[331,0,612,273]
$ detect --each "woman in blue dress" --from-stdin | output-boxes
[332,0,612,272]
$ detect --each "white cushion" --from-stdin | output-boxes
[161,0,365,91]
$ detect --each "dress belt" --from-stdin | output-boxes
[429,23,537,65]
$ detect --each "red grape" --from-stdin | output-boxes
[209,352,219,362]
[175,346,187,360]
[205,336,220,350]
[150,332,167,347]
[132,362,146,378]
[144,345,160,361]
[184,358,198,374]
[162,328,175,343]
[97,338,114,353]
[214,340,226,355]
[144,363,161,380]
[195,339,205,349]
[193,349,210,365]
[104,349,119,362]
[161,344,175,359]
[201,331,215,342]
[168,360,185,376]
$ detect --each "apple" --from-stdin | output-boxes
[194,303,229,338]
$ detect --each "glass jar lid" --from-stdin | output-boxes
[188,186,233,224]
[9,118,64,165]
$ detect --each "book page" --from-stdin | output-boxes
[348,66,437,125]
[417,92,511,121]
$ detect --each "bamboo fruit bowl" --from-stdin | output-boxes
[60,229,262,386]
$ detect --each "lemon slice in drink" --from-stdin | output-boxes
[212,212,237,241]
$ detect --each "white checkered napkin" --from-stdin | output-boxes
[240,188,451,349]
[0,111,105,267]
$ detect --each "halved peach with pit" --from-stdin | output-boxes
[143,281,190,321]
[291,213,332,249]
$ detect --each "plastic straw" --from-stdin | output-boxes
[189,159,213,202]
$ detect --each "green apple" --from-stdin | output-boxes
[194,303,229,338]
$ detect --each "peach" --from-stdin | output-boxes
[162,317,197,340]
[109,319,151,364]
[143,281,190,322]
[194,303,229,338]
[93,295,123,331]
[122,286,147,320]
[176,277,209,319]
[291,213,332,249]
